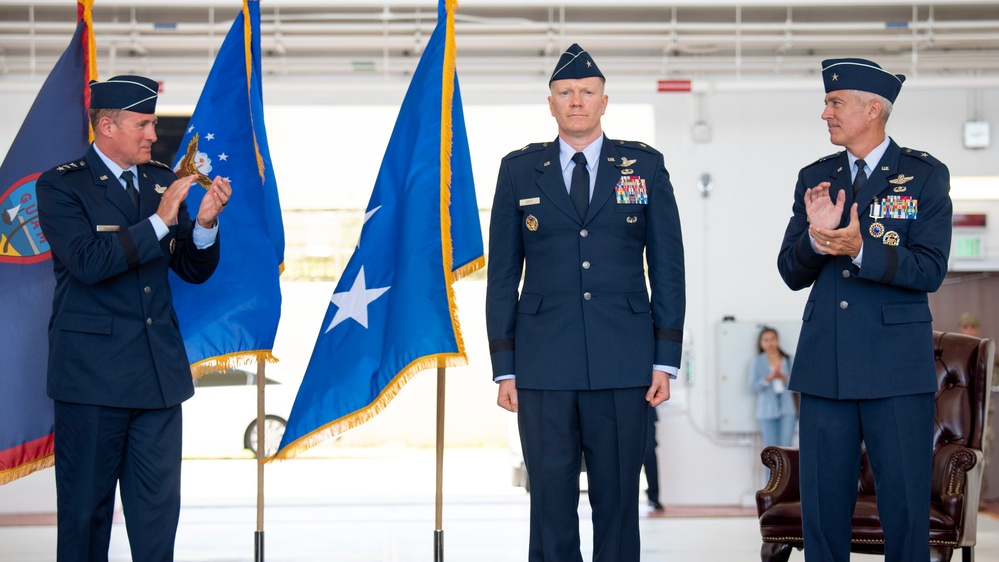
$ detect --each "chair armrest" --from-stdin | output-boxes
[931,442,982,530]
[756,446,800,516]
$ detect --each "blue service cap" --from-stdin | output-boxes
[89,75,159,114]
[549,43,605,85]
[821,58,905,104]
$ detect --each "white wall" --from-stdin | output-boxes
[3,76,998,506]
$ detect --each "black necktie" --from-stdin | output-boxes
[570,152,589,220]
[852,159,867,195]
[121,170,139,209]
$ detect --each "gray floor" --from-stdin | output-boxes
[2,448,998,561]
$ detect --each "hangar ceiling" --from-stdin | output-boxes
[0,1,998,87]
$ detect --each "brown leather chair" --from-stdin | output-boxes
[755,331,995,562]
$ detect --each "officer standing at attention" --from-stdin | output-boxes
[36,75,230,562]
[777,59,952,562]
[486,44,685,562]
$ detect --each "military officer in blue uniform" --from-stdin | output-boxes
[486,44,685,562]
[36,75,230,562]
[778,59,952,562]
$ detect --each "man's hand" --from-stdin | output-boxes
[646,370,670,407]
[804,182,845,231]
[497,379,518,413]
[196,175,232,228]
[810,203,863,258]
[156,174,198,226]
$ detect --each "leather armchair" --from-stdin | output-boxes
[756,331,995,562]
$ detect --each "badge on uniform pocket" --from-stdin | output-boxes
[525,215,539,232]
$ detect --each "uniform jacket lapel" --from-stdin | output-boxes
[535,138,579,223]
[589,136,620,221]
[855,139,902,212]
[826,152,853,228]
[136,164,165,221]
[86,147,138,223]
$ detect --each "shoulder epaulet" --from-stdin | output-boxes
[804,151,843,169]
[50,159,89,174]
[899,148,943,166]
[146,159,175,171]
[503,142,549,160]
[613,139,662,156]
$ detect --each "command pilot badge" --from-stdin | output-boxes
[155,184,167,194]
[525,215,539,232]
[889,174,914,193]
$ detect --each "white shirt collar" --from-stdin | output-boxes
[848,136,890,179]
[558,135,603,173]
[92,142,137,186]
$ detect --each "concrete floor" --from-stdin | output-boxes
[2,448,998,561]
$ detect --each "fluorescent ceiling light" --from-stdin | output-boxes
[951,176,999,200]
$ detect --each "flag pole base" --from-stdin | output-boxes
[434,529,444,561]
[254,531,264,562]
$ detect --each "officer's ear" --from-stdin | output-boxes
[867,97,883,123]
[96,114,118,138]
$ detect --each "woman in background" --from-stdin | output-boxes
[749,327,797,448]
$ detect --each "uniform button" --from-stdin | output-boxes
[146,317,153,325]
[839,301,848,309]
[582,261,591,269]
[842,270,850,278]
[583,292,592,301]
[580,229,588,238]
[144,286,152,293]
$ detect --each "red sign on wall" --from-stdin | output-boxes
[657,80,692,93]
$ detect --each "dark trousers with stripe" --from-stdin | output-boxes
[54,401,183,562]
[798,393,934,562]
[518,387,649,562]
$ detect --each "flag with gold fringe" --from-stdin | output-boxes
[169,0,284,377]
[272,0,483,460]
[0,0,96,485]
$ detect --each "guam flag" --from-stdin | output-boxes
[169,0,284,376]
[272,0,484,460]
[0,1,96,484]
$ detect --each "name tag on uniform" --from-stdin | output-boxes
[519,197,540,207]
[96,225,120,232]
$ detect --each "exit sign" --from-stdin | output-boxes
[954,236,984,259]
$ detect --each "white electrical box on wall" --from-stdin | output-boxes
[964,121,991,149]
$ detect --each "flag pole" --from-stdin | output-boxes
[255,360,266,562]
[434,366,446,561]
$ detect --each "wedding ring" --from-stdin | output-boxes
[825,240,830,246]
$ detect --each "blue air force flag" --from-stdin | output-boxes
[170,0,284,376]
[273,0,483,460]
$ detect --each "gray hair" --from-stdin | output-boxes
[852,90,893,125]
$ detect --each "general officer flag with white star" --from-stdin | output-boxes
[272,0,483,461]
[169,0,284,376]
